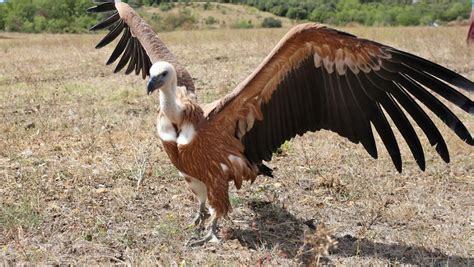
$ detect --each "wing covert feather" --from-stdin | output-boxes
[206,23,473,172]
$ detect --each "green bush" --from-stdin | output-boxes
[231,20,253,29]
[5,14,24,32]
[47,19,69,33]
[71,16,96,33]
[396,6,419,26]
[205,16,218,25]
[419,14,434,26]
[203,1,212,10]
[286,7,307,20]
[269,5,287,17]
[33,16,47,32]
[159,3,173,12]
[261,17,282,28]
[441,2,466,21]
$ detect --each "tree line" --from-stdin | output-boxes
[0,0,95,32]
[216,0,471,26]
[0,0,471,33]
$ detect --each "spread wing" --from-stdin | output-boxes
[88,0,195,92]
[207,23,473,172]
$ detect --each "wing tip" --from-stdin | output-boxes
[417,160,426,172]
[467,102,474,115]
[395,162,402,173]
[86,6,97,13]
[87,2,116,14]
[393,152,402,173]
[466,137,474,146]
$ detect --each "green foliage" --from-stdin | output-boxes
[0,197,42,231]
[0,0,471,32]
[286,7,307,20]
[203,1,212,10]
[261,17,282,28]
[0,0,97,33]
[214,0,472,26]
[269,5,287,17]
[0,4,6,30]
[231,19,254,29]
[205,16,218,25]
[127,0,144,8]
[159,2,173,12]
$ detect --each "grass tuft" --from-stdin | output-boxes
[0,197,42,231]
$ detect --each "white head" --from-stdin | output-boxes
[147,61,177,95]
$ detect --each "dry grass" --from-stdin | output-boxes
[1,26,473,265]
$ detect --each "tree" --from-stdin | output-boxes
[286,7,307,20]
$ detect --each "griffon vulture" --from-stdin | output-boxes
[88,0,473,246]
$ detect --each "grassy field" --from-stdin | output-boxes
[1,26,473,265]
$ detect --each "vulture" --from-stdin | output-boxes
[88,0,474,246]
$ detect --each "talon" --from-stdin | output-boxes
[187,210,209,230]
[186,229,219,247]
[186,217,219,247]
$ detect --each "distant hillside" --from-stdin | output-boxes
[138,2,294,31]
[0,0,471,33]
[205,0,472,26]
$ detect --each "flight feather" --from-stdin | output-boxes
[206,23,473,172]
[88,0,195,92]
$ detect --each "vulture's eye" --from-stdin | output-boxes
[162,71,168,77]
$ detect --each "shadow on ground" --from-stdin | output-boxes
[228,201,472,266]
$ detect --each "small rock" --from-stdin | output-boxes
[25,122,35,130]
[21,149,33,157]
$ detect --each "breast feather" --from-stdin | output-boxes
[158,116,177,142]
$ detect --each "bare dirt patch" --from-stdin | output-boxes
[1,26,473,265]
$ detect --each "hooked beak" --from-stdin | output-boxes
[147,75,165,95]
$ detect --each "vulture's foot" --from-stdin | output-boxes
[186,218,219,247]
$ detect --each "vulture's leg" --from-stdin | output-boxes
[187,210,219,247]
[184,175,209,229]
[190,200,209,228]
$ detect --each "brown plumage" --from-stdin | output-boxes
[89,1,473,246]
